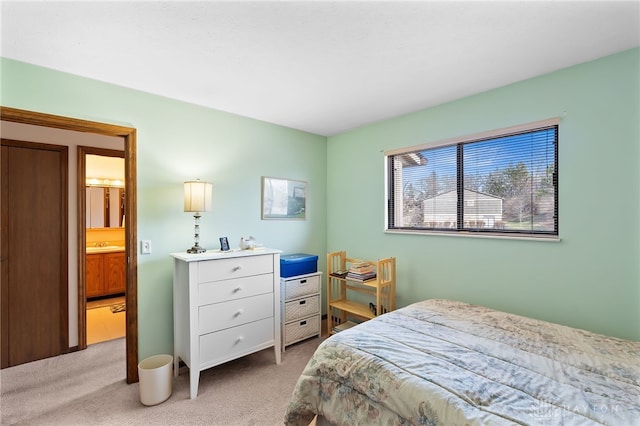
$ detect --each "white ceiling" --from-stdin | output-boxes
[1,1,639,136]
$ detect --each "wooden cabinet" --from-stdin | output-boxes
[326,251,396,335]
[171,249,282,399]
[86,253,105,298]
[280,272,322,350]
[86,251,125,298]
[104,252,126,294]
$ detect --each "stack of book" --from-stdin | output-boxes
[346,262,376,282]
[330,269,348,278]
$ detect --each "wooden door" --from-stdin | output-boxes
[1,140,68,369]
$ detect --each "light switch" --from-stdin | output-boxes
[141,240,152,254]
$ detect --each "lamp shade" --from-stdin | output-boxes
[184,180,212,213]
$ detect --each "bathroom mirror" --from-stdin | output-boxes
[86,154,125,228]
[86,186,125,228]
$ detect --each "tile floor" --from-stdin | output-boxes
[86,296,126,345]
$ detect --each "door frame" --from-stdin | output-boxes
[0,106,139,384]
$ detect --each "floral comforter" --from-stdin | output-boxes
[284,299,640,425]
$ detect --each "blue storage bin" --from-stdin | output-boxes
[280,253,318,278]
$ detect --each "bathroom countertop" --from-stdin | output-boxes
[86,246,125,254]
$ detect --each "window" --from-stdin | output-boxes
[385,119,558,238]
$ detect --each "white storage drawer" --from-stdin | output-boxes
[199,317,275,368]
[280,271,322,351]
[172,249,281,399]
[284,295,319,322]
[283,274,321,300]
[198,255,273,283]
[199,274,273,306]
[284,315,320,346]
[199,293,274,334]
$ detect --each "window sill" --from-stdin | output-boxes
[385,228,561,242]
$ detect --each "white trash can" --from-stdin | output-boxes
[138,354,173,406]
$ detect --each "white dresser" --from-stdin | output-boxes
[280,272,322,350]
[171,249,281,399]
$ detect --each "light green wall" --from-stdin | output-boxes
[327,48,640,341]
[1,58,327,359]
[2,47,638,359]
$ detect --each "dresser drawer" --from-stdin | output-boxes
[199,317,274,367]
[284,295,319,322]
[199,274,273,306]
[283,274,320,300]
[198,255,273,283]
[284,315,320,346]
[199,293,274,334]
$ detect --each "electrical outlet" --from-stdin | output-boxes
[141,240,152,255]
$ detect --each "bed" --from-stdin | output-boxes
[284,299,640,425]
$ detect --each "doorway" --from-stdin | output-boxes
[79,148,126,346]
[0,106,139,384]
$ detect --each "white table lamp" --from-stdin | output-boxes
[184,180,212,254]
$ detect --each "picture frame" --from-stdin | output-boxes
[219,236,230,251]
[261,176,307,220]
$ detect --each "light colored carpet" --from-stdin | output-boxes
[1,336,324,425]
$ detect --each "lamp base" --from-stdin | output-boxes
[187,246,206,254]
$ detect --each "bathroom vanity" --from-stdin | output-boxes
[86,247,126,298]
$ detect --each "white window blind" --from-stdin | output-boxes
[386,119,559,237]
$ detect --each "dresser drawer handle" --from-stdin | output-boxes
[235,336,244,344]
[233,286,242,293]
[300,279,307,284]
[234,309,244,317]
[299,320,307,326]
[299,300,306,305]
[233,265,242,272]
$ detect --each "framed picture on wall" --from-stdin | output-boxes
[261,176,306,220]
